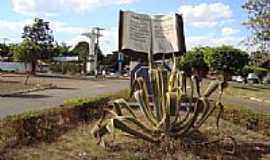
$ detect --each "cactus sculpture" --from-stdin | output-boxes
[92,54,227,145]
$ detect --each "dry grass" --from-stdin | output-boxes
[0,80,33,93]
[200,80,270,101]
[225,83,270,101]
[2,113,270,160]
[0,78,52,94]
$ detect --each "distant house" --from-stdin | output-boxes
[52,56,79,62]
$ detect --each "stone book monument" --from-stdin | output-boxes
[118,10,186,60]
[118,10,186,91]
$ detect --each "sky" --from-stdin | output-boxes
[0,0,250,54]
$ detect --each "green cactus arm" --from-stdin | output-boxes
[116,116,162,135]
[112,118,159,143]
[168,55,177,92]
[151,69,162,121]
[113,98,137,118]
[135,78,157,119]
[191,75,201,97]
[134,90,158,126]
[170,94,184,126]
[193,97,210,128]
[215,101,224,129]
[171,98,202,134]
[204,80,219,98]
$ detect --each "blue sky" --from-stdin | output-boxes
[0,0,249,54]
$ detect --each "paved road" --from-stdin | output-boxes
[0,76,269,119]
[0,76,129,118]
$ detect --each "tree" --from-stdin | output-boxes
[13,39,40,82]
[242,0,270,51]
[249,51,270,71]
[0,43,10,58]
[177,47,209,77]
[72,41,89,74]
[206,45,249,78]
[53,42,72,57]
[22,18,54,64]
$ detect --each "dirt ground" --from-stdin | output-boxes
[2,116,270,160]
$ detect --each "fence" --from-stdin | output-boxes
[0,62,32,73]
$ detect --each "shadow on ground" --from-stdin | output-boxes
[4,94,52,99]
[52,87,78,90]
[0,80,21,84]
[232,84,270,91]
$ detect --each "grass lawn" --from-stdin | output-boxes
[2,113,270,160]
[225,82,270,101]
[200,80,270,102]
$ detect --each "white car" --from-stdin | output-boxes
[236,76,245,83]
[247,73,259,83]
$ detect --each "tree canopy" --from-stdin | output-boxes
[177,47,209,77]
[13,39,40,73]
[206,45,249,75]
[22,18,54,60]
[53,42,73,57]
[0,43,10,58]
[243,0,270,51]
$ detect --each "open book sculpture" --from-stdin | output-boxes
[92,11,227,145]
[119,10,186,59]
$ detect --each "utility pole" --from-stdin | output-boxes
[93,27,104,46]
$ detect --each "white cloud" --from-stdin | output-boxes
[50,20,87,34]
[0,17,117,54]
[11,0,136,16]
[0,19,34,42]
[186,35,245,50]
[178,2,232,28]
[0,18,88,41]
[221,27,240,36]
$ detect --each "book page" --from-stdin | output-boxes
[120,11,152,54]
[152,15,179,54]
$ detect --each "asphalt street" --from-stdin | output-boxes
[0,76,129,118]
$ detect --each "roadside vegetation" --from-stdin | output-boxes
[2,108,270,160]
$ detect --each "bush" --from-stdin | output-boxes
[177,48,209,77]
[252,66,269,80]
[49,62,81,74]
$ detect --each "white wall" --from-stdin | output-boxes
[0,62,32,73]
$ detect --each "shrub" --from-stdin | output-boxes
[49,62,81,74]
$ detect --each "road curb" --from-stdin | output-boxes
[0,84,57,97]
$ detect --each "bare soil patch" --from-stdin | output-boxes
[2,116,269,160]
